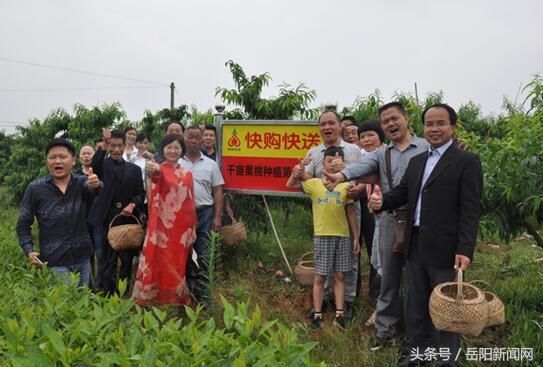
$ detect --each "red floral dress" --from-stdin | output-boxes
[133,163,197,306]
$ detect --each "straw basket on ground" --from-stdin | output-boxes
[469,280,505,327]
[219,206,247,246]
[220,221,247,246]
[107,214,145,251]
[483,291,505,327]
[294,252,314,286]
[429,269,488,337]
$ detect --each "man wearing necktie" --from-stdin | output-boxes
[369,104,483,367]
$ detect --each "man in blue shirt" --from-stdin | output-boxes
[16,139,101,287]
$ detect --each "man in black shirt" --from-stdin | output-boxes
[88,129,145,295]
[201,124,217,161]
[16,139,101,287]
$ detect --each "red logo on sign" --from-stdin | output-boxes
[228,129,241,147]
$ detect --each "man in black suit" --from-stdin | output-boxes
[88,129,145,295]
[369,103,483,366]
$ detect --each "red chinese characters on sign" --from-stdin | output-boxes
[244,131,320,151]
[222,156,299,193]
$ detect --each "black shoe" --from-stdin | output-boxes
[370,335,392,351]
[310,316,323,330]
[333,315,346,329]
[307,306,326,320]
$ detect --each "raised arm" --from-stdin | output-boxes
[324,150,380,191]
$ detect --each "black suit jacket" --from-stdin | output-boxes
[382,144,483,268]
[87,148,145,227]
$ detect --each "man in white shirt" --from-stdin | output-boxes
[294,110,363,320]
[179,125,224,303]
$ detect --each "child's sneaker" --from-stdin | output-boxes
[307,306,326,320]
[333,315,346,329]
[310,315,323,330]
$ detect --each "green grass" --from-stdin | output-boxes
[1,200,542,366]
[215,200,543,367]
[0,207,322,366]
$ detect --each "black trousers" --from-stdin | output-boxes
[100,211,138,295]
[405,228,460,366]
[101,244,137,295]
[359,196,381,303]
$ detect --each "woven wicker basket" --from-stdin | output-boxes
[220,222,247,246]
[107,214,145,251]
[219,206,247,246]
[429,269,488,336]
[469,280,505,327]
[483,291,505,327]
[294,252,314,286]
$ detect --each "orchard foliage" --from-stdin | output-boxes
[1,103,125,202]
[139,105,191,144]
[0,103,208,202]
[460,76,543,246]
[0,210,322,366]
[0,61,540,245]
[216,60,319,120]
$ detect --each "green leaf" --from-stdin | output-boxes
[43,326,66,357]
[221,295,235,330]
[143,312,159,331]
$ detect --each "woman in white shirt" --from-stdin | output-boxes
[123,126,139,162]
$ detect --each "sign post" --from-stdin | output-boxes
[215,117,322,274]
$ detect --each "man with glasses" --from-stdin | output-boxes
[17,139,101,287]
[324,102,429,348]
[368,104,483,366]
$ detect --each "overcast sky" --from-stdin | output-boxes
[1,0,541,133]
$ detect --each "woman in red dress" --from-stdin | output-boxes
[133,134,197,306]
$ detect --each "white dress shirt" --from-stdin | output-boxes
[414,139,453,226]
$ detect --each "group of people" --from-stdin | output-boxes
[16,122,224,306]
[16,101,482,366]
[287,103,482,367]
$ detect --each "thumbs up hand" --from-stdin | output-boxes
[368,184,383,211]
[146,156,160,174]
[330,151,346,171]
[102,128,111,144]
[322,170,344,191]
[292,156,308,179]
[87,167,100,189]
[301,152,312,167]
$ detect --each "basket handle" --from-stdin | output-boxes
[224,197,238,224]
[108,214,142,230]
[455,269,464,302]
[298,251,313,264]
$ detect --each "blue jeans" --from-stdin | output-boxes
[91,224,106,289]
[50,259,91,287]
[187,205,215,302]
